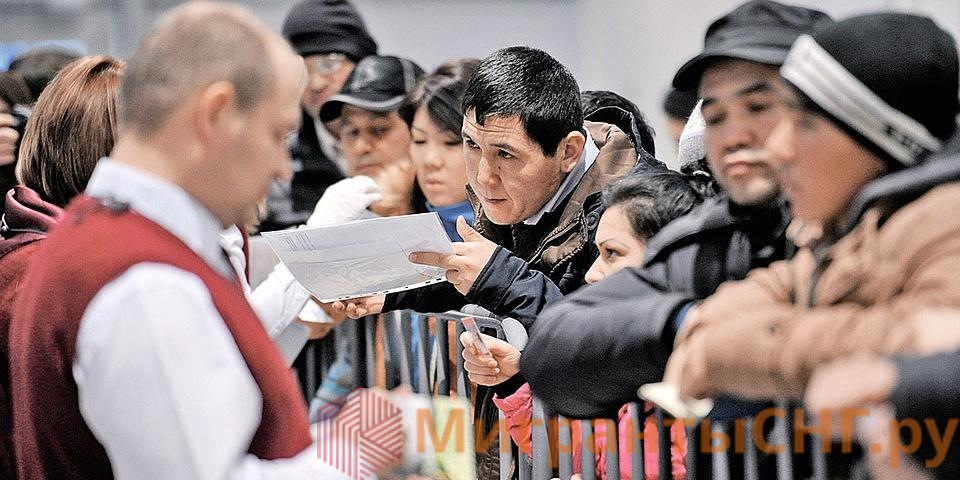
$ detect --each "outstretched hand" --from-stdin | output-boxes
[459,331,521,386]
[329,294,386,319]
[409,216,497,295]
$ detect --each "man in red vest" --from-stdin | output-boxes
[8,2,351,478]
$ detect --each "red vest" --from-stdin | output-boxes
[9,196,312,479]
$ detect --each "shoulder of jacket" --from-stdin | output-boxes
[642,197,740,261]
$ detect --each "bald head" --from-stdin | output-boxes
[120,2,295,136]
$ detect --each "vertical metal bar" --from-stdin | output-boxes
[351,316,366,388]
[435,316,450,396]
[581,420,597,480]
[303,341,318,399]
[605,417,621,480]
[415,314,431,394]
[811,433,827,480]
[531,398,552,480]
[743,416,759,480]
[396,311,414,387]
[500,410,513,480]
[455,321,470,400]
[657,408,671,480]
[629,404,645,480]
[381,316,398,389]
[319,334,334,381]
[685,423,698,480]
[711,421,730,480]
[364,316,377,389]
[775,400,794,480]
[558,416,574,480]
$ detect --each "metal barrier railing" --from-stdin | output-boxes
[292,307,864,480]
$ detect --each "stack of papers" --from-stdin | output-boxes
[262,213,454,302]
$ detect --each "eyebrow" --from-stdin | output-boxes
[597,238,629,250]
[702,80,774,109]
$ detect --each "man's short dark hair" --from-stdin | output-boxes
[462,46,582,157]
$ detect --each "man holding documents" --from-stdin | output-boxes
[336,46,651,325]
[9,3,349,478]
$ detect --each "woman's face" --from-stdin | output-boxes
[409,106,468,207]
[584,204,648,284]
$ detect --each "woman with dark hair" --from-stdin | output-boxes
[462,169,715,479]
[584,170,711,283]
[399,58,480,241]
[0,54,125,480]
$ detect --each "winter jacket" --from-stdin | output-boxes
[493,383,686,480]
[672,133,960,400]
[262,109,345,231]
[383,116,655,326]
[0,185,63,479]
[522,193,791,419]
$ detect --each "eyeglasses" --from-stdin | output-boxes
[305,53,347,76]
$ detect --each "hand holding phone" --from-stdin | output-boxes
[461,317,491,356]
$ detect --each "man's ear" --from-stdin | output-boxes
[558,130,586,173]
[193,80,238,144]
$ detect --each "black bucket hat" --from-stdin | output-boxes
[672,0,832,90]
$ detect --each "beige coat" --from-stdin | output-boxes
[670,180,960,400]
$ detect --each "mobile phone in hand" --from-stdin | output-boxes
[461,317,491,356]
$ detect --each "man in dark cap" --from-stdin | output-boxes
[263,0,379,230]
[521,0,829,456]
[318,55,424,216]
[669,12,960,476]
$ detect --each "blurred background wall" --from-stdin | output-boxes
[1,0,958,167]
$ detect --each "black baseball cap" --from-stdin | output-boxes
[319,55,424,122]
[672,0,832,90]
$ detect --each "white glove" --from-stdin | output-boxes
[306,175,382,227]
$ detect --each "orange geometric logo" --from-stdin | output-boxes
[316,388,404,479]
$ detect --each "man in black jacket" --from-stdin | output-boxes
[520,0,831,419]
[333,47,654,324]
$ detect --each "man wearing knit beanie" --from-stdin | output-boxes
[667,12,960,442]
[262,0,379,230]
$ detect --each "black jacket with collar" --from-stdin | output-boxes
[521,191,792,418]
[383,113,655,325]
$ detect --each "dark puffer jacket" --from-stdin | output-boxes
[521,192,792,418]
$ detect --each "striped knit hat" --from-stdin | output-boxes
[780,13,959,168]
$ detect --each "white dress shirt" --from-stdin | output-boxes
[73,159,349,480]
[219,226,313,364]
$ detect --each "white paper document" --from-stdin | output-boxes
[262,213,453,302]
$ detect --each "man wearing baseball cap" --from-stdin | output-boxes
[263,0,379,230]
[522,3,830,475]
[319,55,424,216]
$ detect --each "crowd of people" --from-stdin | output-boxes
[0,0,958,479]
